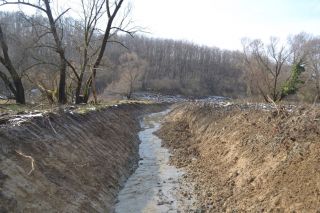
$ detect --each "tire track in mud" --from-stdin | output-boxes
[115,110,197,213]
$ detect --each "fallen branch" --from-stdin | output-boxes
[15,150,35,175]
[267,95,280,115]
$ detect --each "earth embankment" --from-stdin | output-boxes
[0,103,166,213]
[157,103,320,212]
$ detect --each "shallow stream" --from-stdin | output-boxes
[115,110,195,213]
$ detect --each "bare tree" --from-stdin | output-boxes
[305,37,320,101]
[0,0,70,104]
[288,32,310,64]
[66,0,106,104]
[0,24,25,103]
[63,0,137,104]
[112,52,147,99]
[242,37,291,102]
[81,0,137,103]
[241,38,257,97]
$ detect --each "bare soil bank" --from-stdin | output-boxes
[0,103,166,213]
[157,103,320,212]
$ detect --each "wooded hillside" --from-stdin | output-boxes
[0,10,320,103]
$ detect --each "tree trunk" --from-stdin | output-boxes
[75,81,83,104]
[13,78,25,104]
[58,58,67,104]
[82,0,124,103]
[0,24,25,104]
[43,0,67,104]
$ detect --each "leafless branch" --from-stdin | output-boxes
[108,39,129,50]
[66,60,80,81]
[0,0,47,13]
[54,8,71,24]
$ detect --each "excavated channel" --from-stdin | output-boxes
[115,110,195,213]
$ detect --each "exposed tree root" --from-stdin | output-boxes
[15,150,35,175]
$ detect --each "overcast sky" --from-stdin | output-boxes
[2,0,320,50]
[130,0,320,50]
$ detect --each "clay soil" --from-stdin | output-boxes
[157,103,320,212]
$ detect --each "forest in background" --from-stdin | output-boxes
[0,10,320,104]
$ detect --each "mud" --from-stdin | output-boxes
[115,110,196,213]
[0,103,166,213]
[158,103,320,212]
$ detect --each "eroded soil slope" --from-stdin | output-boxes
[0,103,165,213]
[157,103,320,212]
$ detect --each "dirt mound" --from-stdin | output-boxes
[0,103,166,213]
[157,103,320,212]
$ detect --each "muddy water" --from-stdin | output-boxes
[115,110,195,213]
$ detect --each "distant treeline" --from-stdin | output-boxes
[0,11,320,103]
[106,35,246,97]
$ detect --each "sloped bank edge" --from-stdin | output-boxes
[0,103,169,212]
